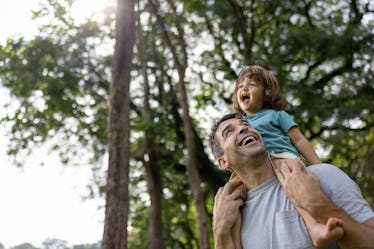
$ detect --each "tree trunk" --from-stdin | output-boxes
[137,10,165,248]
[144,159,164,249]
[148,1,210,248]
[177,72,210,249]
[102,0,135,249]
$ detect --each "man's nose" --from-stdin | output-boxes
[239,126,247,134]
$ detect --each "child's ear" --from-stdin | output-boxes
[218,156,230,170]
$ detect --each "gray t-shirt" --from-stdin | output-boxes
[240,163,374,249]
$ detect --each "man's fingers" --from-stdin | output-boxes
[223,178,243,195]
[230,186,247,200]
[275,160,290,180]
[215,179,243,202]
[291,158,305,172]
[234,198,244,208]
[229,171,239,180]
[214,187,224,202]
[270,158,281,175]
[215,179,246,204]
[306,170,320,183]
[216,187,224,195]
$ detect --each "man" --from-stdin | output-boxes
[209,113,374,249]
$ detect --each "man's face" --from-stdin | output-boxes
[215,118,266,169]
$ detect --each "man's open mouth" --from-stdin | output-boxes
[240,135,257,146]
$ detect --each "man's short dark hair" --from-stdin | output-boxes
[209,113,242,160]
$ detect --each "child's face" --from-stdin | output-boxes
[236,77,264,115]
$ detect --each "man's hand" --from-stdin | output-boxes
[272,158,374,249]
[271,158,328,215]
[270,157,295,173]
[213,178,246,247]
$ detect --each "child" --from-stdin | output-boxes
[231,65,344,248]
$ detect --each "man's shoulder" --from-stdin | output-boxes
[308,163,340,172]
[307,163,351,187]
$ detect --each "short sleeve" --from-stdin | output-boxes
[311,164,374,223]
[277,111,297,134]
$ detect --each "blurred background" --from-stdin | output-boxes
[0,0,373,248]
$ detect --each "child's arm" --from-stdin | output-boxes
[288,126,321,165]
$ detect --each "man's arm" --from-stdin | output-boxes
[274,159,374,249]
[213,179,246,249]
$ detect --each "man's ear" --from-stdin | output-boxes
[218,155,230,170]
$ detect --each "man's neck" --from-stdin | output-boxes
[236,158,274,191]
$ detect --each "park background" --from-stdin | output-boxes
[0,0,373,248]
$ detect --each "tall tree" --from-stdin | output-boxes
[136,5,165,248]
[102,0,135,249]
[148,0,210,248]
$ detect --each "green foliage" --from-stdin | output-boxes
[0,0,109,167]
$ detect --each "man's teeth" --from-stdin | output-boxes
[242,136,256,145]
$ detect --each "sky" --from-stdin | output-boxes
[0,0,114,248]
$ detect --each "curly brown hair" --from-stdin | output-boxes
[232,65,287,115]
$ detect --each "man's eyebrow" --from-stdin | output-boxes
[239,120,249,125]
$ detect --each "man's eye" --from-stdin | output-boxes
[224,130,232,137]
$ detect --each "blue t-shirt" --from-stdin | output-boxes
[242,109,298,156]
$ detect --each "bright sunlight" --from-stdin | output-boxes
[71,0,114,24]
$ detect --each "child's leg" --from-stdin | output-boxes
[296,206,344,248]
[232,212,243,249]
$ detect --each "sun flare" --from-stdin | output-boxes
[71,0,114,23]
